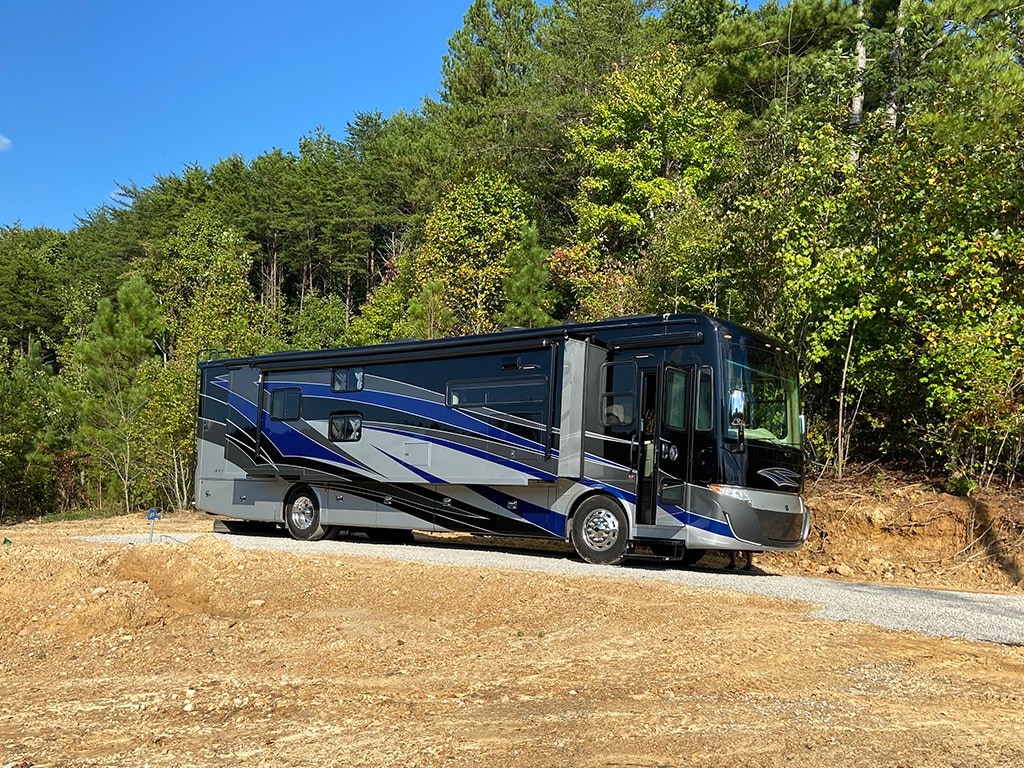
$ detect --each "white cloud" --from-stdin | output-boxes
[0,135,10,152]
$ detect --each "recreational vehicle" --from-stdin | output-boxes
[195,314,809,564]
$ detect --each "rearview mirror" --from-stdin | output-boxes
[728,390,747,427]
[728,389,747,447]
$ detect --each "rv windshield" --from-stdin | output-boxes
[724,337,802,449]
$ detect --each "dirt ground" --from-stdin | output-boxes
[2,475,1023,767]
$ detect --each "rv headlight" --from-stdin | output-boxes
[709,484,753,505]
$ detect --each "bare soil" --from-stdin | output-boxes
[2,474,1023,767]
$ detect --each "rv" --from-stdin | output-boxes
[195,314,809,564]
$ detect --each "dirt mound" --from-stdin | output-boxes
[111,535,245,616]
[764,469,1024,592]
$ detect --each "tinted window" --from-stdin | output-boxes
[600,362,636,427]
[447,376,549,445]
[332,367,364,393]
[269,388,301,421]
[696,367,713,431]
[329,412,362,442]
[447,377,547,409]
[664,368,688,430]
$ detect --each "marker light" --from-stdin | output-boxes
[709,484,753,504]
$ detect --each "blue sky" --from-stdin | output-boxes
[0,0,473,231]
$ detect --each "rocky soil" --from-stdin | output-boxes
[1,473,1022,767]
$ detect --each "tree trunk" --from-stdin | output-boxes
[836,319,858,481]
[885,0,909,130]
[849,0,867,164]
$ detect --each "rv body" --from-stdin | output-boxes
[195,314,809,564]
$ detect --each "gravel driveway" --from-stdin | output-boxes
[84,530,1024,646]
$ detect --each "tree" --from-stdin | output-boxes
[0,341,57,519]
[0,226,64,354]
[441,0,541,114]
[501,222,555,328]
[345,245,420,346]
[564,51,741,318]
[144,211,279,508]
[707,0,858,121]
[571,53,740,259]
[852,118,1024,483]
[408,279,457,340]
[66,276,164,513]
[416,173,532,335]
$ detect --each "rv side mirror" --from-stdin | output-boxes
[728,390,747,427]
[729,389,747,445]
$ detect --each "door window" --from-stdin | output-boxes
[696,366,713,431]
[663,368,688,430]
[599,362,637,427]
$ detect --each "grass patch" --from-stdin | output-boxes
[38,507,126,524]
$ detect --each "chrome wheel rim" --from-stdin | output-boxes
[290,496,316,530]
[581,507,620,552]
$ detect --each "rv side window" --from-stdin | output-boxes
[332,367,364,393]
[269,388,301,421]
[329,412,362,442]
[447,376,549,445]
[696,367,713,431]
[446,377,547,408]
[600,362,636,427]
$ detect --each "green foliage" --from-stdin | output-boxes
[853,115,1024,479]
[573,52,740,249]
[708,0,858,120]
[0,341,57,519]
[501,222,555,328]
[345,248,420,345]
[408,279,457,340]
[4,0,1024,509]
[417,173,531,335]
[290,292,352,351]
[64,276,165,513]
[0,226,65,353]
[567,50,741,318]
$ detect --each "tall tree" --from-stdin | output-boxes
[144,210,277,508]
[501,222,555,327]
[0,226,64,354]
[65,276,165,513]
[565,51,741,318]
[0,342,56,519]
[707,0,857,121]
[417,173,531,335]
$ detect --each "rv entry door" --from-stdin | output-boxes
[656,365,695,517]
[635,369,661,525]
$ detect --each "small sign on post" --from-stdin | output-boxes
[147,508,161,543]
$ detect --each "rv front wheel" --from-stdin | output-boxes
[284,488,329,541]
[571,496,629,565]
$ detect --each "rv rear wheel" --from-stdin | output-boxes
[571,496,629,565]
[284,487,330,541]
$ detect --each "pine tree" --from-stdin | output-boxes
[68,276,164,513]
[501,222,554,328]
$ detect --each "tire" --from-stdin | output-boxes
[571,495,630,565]
[284,487,329,541]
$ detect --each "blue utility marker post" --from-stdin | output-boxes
[147,508,161,543]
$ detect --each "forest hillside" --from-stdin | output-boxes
[2,0,1023,518]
